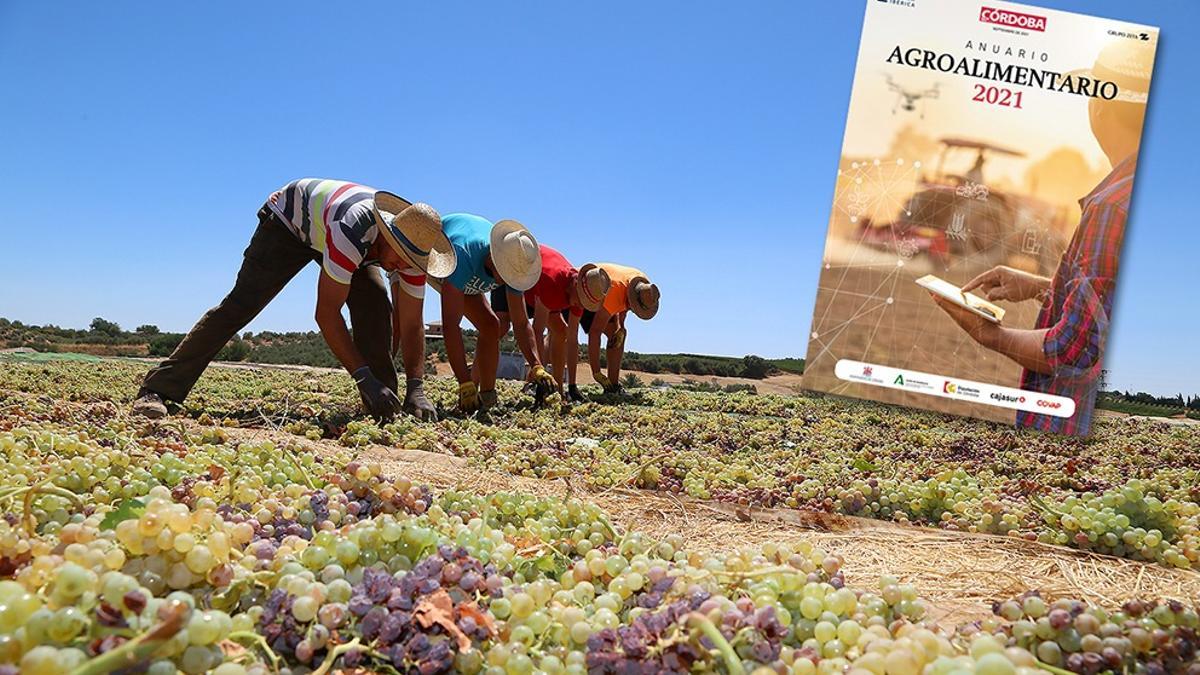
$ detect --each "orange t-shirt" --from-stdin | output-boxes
[596,263,646,316]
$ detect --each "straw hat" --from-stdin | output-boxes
[628,276,660,320]
[575,263,611,312]
[372,192,457,279]
[489,220,542,292]
[1069,38,1155,104]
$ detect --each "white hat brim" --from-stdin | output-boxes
[627,276,659,320]
[489,219,542,292]
[373,192,457,279]
[576,263,607,312]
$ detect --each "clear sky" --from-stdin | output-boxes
[1,1,1196,396]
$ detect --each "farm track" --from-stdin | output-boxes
[188,417,1200,626]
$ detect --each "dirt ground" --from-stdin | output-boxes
[206,421,1200,626]
[805,263,1043,424]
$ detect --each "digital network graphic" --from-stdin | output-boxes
[806,154,1058,418]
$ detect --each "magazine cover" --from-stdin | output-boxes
[803,0,1158,435]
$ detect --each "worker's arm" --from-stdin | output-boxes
[532,302,550,363]
[931,294,1052,374]
[506,289,543,371]
[565,312,581,386]
[605,313,626,384]
[988,327,1053,375]
[441,285,470,384]
[962,266,1051,303]
[389,280,427,382]
[319,273,403,420]
[546,309,569,395]
[315,273,366,374]
[462,293,500,394]
[588,307,613,381]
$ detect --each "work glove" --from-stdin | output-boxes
[353,366,402,423]
[403,378,437,422]
[458,381,480,413]
[479,389,498,413]
[529,365,558,408]
[530,365,558,389]
[567,384,586,403]
[594,371,622,395]
[609,327,627,351]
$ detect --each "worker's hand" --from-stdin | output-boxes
[593,372,611,389]
[962,266,1048,303]
[458,381,480,413]
[567,384,586,403]
[610,327,627,351]
[353,367,402,423]
[402,378,437,422]
[930,293,1002,349]
[530,364,558,389]
[479,389,498,412]
[528,365,558,407]
[268,189,282,205]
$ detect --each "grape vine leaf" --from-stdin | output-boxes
[414,589,472,651]
[100,498,146,530]
[459,601,496,637]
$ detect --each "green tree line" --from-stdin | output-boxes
[1,317,804,380]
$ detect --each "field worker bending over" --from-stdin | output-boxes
[133,179,456,423]
[491,246,611,404]
[584,264,660,395]
[432,214,551,413]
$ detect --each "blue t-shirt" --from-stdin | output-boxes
[443,213,501,295]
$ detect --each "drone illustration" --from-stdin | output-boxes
[885,75,940,118]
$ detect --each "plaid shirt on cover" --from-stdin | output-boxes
[1017,156,1136,436]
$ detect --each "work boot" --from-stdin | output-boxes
[131,389,168,419]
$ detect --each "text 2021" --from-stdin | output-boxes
[972,84,1023,109]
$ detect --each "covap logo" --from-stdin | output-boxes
[943,381,957,394]
[979,6,1046,32]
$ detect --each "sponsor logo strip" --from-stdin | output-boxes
[834,359,1075,418]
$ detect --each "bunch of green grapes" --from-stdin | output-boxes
[1036,479,1200,568]
[991,592,1200,674]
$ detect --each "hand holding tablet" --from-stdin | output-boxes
[916,274,1006,323]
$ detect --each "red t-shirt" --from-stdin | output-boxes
[526,245,582,316]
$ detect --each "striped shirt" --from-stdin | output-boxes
[387,268,427,300]
[269,178,388,285]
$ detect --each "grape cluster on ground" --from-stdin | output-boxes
[0,359,1197,674]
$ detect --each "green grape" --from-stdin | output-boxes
[188,610,222,645]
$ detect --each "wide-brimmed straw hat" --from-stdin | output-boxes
[489,220,542,292]
[1068,38,1155,104]
[373,192,457,279]
[575,263,611,312]
[628,275,660,320]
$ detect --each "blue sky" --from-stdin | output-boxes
[0,1,1196,396]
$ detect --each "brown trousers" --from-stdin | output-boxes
[141,206,396,402]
